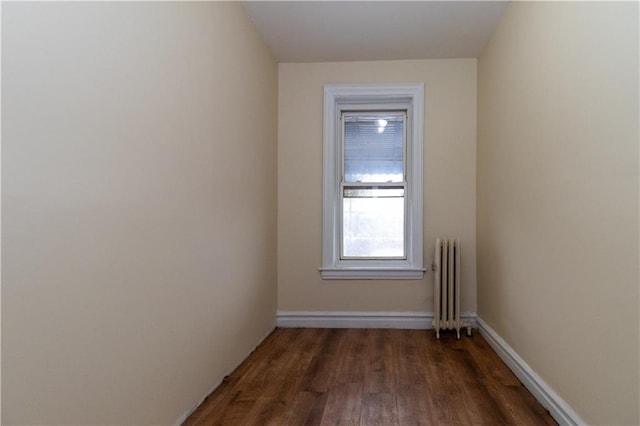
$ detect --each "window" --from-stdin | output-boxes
[321,84,424,279]
[342,112,405,258]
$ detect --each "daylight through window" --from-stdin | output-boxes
[342,112,406,258]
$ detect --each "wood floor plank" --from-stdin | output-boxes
[360,392,399,426]
[396,385,431,426]
[239,396,287,426]
[464,332,522,387]
[319,383,363,426]
[184,328,557,426]
[283,391,328,426]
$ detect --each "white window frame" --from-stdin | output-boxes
[320,83,425,280]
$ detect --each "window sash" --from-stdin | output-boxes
[341,111,407,184]
[340,110,408,260]
[340,183,407,260]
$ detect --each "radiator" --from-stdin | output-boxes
[433,238,471,339]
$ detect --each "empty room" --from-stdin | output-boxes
[2,1,638,425]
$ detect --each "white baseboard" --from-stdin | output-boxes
[174,320,277,426]
[276,310,477,329]
[476,318,584,426]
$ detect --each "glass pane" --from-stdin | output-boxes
[343,114,404,183]
[342,191,405,258]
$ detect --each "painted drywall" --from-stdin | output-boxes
[477,2,639,424]
[278,59,477,313]
[2,2,277,424]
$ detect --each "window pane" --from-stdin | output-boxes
[343,114,404,183]
[342,191,405,258]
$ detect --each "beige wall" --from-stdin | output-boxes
[278,60,477,313]
[2,2,277,424]
[477,2,639,424]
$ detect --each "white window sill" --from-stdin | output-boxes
[319,267,425,280]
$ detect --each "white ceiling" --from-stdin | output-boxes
[241,1,509,63]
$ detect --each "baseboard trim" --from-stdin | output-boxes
[476,318,584,426]
[277,310,477,329]
[174,320,277,426]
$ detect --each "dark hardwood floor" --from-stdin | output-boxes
[184,328,557,425]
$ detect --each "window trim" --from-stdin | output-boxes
[320,83,425,280]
